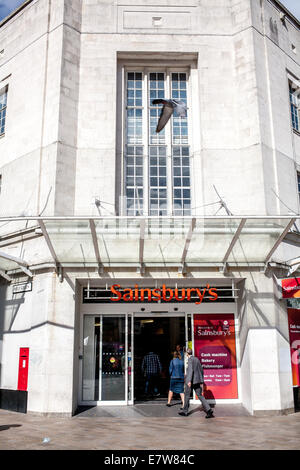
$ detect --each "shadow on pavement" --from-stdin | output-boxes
[74,406,97,416]
[0,424,22,432]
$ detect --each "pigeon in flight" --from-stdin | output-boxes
[152,99,187,133]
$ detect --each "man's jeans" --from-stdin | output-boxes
[182,383,211,413]
[145,374,159,395]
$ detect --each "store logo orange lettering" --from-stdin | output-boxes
[110,284,218,304]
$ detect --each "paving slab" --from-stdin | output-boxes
[0,405,299,450]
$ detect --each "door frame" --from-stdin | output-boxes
[79,313,130,406]
[78,301,240,407]
[132,312,188,404]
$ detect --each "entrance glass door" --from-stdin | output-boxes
[133,315,187,401]
[101,316,126,400]
[82,315,130,403]
[81,313,189,404]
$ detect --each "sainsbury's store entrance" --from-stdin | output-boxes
[134,317,186,401]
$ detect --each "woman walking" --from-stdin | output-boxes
[166,351,185,407]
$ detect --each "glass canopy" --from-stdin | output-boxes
[40,216,297,267]
[0,250,33,280]
[0,216,298,276]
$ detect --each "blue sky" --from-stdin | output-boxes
[0,0,24,22]
[0,0,299,25]
[280,0,300,20]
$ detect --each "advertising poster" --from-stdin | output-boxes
[287,309,300,387]
[281,278,300,298]
[193,314,238,399]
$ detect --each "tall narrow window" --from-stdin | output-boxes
[0,86,8,136]
[125,73,143,215]
[171,73,191,216]
[124,70,191,216]
[297,173,300,199]
[149,73,167,216]
[289,82,299,132]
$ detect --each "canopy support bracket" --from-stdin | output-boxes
[219,262,228,275]
[89,219,104,276]
[222,218,247,264]
[20,266,33,278]
[264,218,297,264]
[181,217,196,266]
[0,269,12,282]
[39,220,61,277]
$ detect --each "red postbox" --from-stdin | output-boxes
[17,348,29,391]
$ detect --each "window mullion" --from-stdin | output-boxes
[121,66,126,215]
[166,70,173,216]
[0,86,8,137]
[143,70,149,216]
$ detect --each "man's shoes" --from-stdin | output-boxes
[178,411,188,416]
[205,409,214,419]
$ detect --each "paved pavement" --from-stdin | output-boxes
[0,403,300,450]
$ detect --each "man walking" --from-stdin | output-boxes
[178,348,214,418]
[141,351,162,397]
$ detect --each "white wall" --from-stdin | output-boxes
[0,272,76,415]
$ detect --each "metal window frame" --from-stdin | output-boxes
[289,80,300,132]
[123,67,191,217]
[0,85,8,136]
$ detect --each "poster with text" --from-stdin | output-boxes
[194,314,238,399]
[287,309,300,387]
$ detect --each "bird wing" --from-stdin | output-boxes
[174,102,187,117]
[152,99,168,105]
[156,105,174,133]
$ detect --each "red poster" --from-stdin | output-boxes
[194,314,238,399]
[287,309,300,387]
[282,278,300,298]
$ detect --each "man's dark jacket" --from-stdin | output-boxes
[185,356,204,384]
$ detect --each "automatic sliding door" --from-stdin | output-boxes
[101,316,126,401]
[82,316,100,401]
[82,315,128,403]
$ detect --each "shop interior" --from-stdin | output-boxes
[133,317,186,401]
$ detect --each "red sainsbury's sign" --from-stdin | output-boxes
[110,283,218,304]
[281,278,300,298]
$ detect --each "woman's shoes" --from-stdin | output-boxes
[166,403,172,407]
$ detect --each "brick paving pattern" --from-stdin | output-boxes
[0,404,300,450]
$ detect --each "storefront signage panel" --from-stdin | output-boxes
[110,284,218,304]
[83,285,235,303]
[282,278,300,298]
[194,314,238,399]
[287,309,300,387]
[12,282,32,294]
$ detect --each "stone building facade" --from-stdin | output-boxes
[0,0,299,416]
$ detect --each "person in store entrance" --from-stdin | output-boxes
[166,351,185,407]
[175,344,186,365]
[178,348,214,419]
[141,351,162,398]
[175,344,184,359]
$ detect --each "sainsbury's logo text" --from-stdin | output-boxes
[110,284,218,304]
